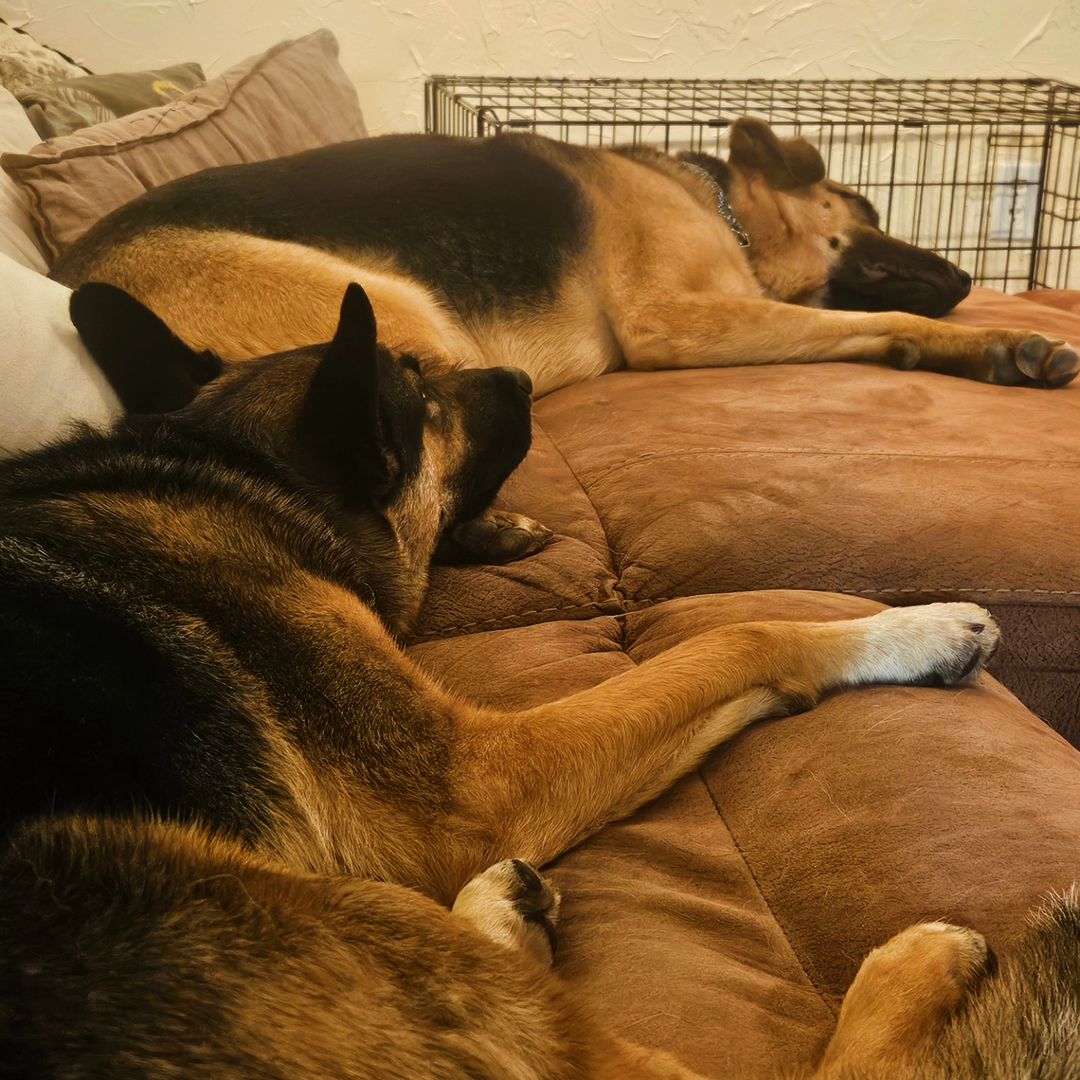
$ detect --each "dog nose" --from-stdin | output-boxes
[505,367,533,396]
[955,267,972,297]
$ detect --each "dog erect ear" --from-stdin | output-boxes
[729,117,826,190]
[69,283,223,413]
[297,283,421,500]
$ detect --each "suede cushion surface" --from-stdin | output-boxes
[406,286,1080,1075]
[415,287,1080,741]
[1012,288,1080,316]
[409,591,1080,1078]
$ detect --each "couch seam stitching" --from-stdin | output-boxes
[586,447,1080,488]
[541,431,625,598]
[696,766,838,1019]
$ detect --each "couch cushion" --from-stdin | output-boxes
[987,287,1080,319]
[0,86,48,270]
[1,30,366,263]
[947,285,1080,336]
[0,253,120,457]
[416,288,1080,740]
[408,590,1080,1077]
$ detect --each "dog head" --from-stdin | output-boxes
[682,117,971,317]
[69,281,534,567]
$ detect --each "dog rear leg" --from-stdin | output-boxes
[618,295,1079,388]
[449,604,999,878]
[811,922,991,1078]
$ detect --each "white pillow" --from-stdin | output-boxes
[0,85,48,271]
[0,253,120,456]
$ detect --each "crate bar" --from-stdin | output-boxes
[426,77,1080,291]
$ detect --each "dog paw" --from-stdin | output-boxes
[821,920,992,1070]
[822,920,992,1070]
[451,859,561,966]
[864,922,991,1005]
[849,602,1000,687]
[986,335,1080,389]
[436,510,554,565]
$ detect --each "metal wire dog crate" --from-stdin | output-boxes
[425,78,1080,292]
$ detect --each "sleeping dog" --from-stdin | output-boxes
[52,117,1079,399]
[5,281,1070,1079]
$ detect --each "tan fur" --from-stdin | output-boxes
[0,387,1009,1075]
[88,226,477,368]
[790,888,1080,1078]
[1,329,1035,1074]
[443,604,998,882]
[4,340,1015,1076]
[385,421,456,596]
[577,153,1066,382]
[727,171,853,302]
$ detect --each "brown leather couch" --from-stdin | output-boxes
[406,287,1080,1076]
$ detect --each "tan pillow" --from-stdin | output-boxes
[1,30,367,264]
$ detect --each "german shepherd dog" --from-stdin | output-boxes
[48,118,1080,562]
[3,282,1074,1077]
[52,117,1080,401]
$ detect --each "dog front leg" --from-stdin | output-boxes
[449,604,998,878]
[617,295,1079,388]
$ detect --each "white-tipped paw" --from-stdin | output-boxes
[452,859,561,966]
[849,603,1000,687]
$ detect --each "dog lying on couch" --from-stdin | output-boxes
[5,282,1076,1078]
[51,117,1079,399]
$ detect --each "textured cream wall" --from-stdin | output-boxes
[3,0,1077,135]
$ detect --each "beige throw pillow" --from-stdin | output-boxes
[1,30,367,264]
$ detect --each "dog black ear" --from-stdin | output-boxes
[69,283,223,414]
[297,283,422,501]
[729,117,826,190]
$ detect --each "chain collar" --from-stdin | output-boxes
[680,161,751,248]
